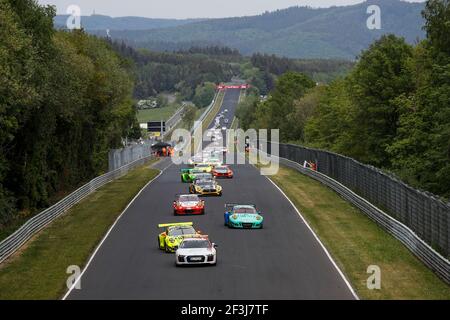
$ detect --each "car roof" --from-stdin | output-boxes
[178,194,199,199]
[233,205,255,209]
[168,225,195,231]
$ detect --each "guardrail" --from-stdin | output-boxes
[0,154,154,264]
[164,103,187,135]
[257,142,450,284]
[108,140,154,171]
[0,92,223,265]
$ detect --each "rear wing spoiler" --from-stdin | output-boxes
[158,222,193,228]
[181,234,209,240]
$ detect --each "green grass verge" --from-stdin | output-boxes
[0,162,159,300]
[137,104,181,123]
[190,91,225,153]
[268,165,450,300]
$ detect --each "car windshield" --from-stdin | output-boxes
[180,240,210,248]
[215,166,228,171]
[179,195,199,202]
[197,180,214,186]
[196,164,209,168]
[196,174,212,179]
[234,207,257,214]
[169,226,196,236]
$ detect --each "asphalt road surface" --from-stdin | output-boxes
[67,88,356,300]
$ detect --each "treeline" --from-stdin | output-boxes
[242,53,354,95]
[238,0,450,199]
[110,41,235,100]
[176,46,241,58]
[0,0,139,226]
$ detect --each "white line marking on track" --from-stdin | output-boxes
[256,166,359,300]
[62,164,169,300]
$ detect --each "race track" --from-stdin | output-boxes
[66,88,356,300]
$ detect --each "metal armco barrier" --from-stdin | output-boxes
[108,140,154,171]
[0,154,154,264]
[259,142,450,284]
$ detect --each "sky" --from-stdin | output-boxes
[37,0,426,19]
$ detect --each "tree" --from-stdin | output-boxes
[253,72,315,141]
[182,105,197,129]
[388,1,450,198]
[346,35,414,166]
[193,82,216,108]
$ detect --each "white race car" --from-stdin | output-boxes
[175,237,217,266]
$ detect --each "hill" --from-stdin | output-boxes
[53,14,203,31]
[88,0,425,59]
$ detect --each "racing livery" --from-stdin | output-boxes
[189,179,222,196]
[212,165,233,178]
[173,194,205,215]
[180,168,204,183]
[187,156,204,167]
[194,163,213,173]
[224,204,263,229]
[175,236,217,266]
[158,222,202,253]
[203,157,222,168]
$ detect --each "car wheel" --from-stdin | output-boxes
[158,236,163,250]
[165,243,171,253]
[174,210,178,216]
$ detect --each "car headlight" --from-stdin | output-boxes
[169,238,175,243]
[196,187,202,192]
[256,215,262,220]
[232,214,238,220]
[217,185,222,191]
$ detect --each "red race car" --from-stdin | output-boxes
[212,165,233,178]
[173,194,205,215]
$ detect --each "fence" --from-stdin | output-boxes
[108,140,154,171]
[0,92,223,265]
[259,141,450,284]
[0,154,154,264]
[164,103,187,135]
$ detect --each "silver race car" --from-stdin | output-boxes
[175,237,217,266]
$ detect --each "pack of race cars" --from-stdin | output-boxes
[158,144,264,267]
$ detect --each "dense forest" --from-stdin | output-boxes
[0,0,140,226]
[238,0,450,200]
[110,40,352,99]
[110,42,236,100]
[245,54,354,94]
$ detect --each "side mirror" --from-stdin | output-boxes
[212,243,218,248]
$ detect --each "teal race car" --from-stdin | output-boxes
[180,168,208,183]
[224,204,263,229]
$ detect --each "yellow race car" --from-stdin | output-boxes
[194,163,213,173]
[189,179,223,196]
[157,222,202,253]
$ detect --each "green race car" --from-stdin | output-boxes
[180,168,204,183]
[157,222,202,253]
